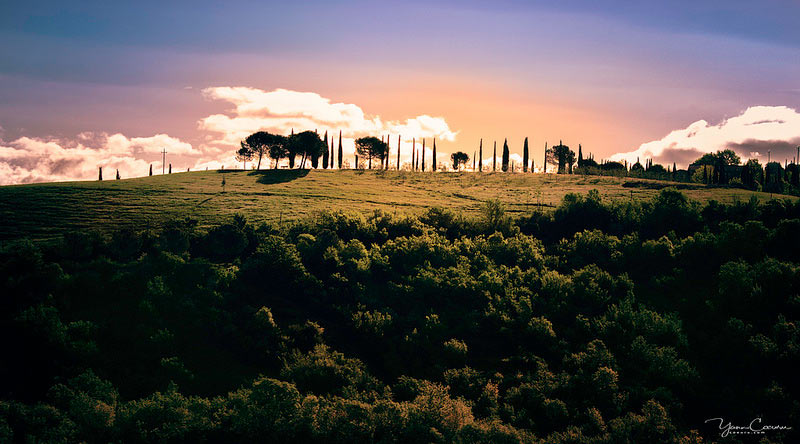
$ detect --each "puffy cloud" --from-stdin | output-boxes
[0,86,461,183]
[0,133,199,185]
[199,87,457,149]
[610,106,800,167]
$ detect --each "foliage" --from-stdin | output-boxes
[2,190,800,442]
[355,137,389,169]
[450,151,469,170]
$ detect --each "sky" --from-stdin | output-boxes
[1,0,799,183]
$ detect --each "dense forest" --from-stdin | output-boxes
[2,189,799,442]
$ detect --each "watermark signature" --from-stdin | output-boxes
[705,417,792,438]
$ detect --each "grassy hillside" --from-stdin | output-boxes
[0,169,787,242]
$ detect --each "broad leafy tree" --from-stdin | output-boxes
[288,131,326,169]
[354,136,389,169]
[451,151,469,170]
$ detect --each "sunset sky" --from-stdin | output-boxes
[1,0,799,183]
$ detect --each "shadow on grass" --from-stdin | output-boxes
[246,169,310,184]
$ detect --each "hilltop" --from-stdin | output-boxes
[0,169,786,242]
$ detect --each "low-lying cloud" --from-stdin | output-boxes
[0,87,459,184]
[199,86,458,157]
[0,133,198,185]
[610,106,800,167]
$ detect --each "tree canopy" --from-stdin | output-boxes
[693,149,741,166]
[451,151,469,170]
[288,131,326,169]
[354,137,389,169]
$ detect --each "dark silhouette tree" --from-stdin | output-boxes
[287,129,296,168]
[451,151,469,170]
[547,141,575,174]
[241,131,280,170]
[169,163,172,174]
[236,142,255,169]
[266,135,289,169]
[478,139,483,172]
[338,130,343,169]
[432,139,437,171]
[288,131,326,169]
[577,144,583,167]
[98,167,102,180]
[385,134,390,170]
[355,136,389,169]
[396,135,401,170]
[542,142,550,173]
[742,159,763,189]
[116,169,120,180]
[412,139,416,171]
[493,141,497,172]
[322,131,329,169]
[149,164,153,176]
[523,137,529,172]
[787,163,799,186]
[422,139,426,172]
[329,138,335,169]
[502,139,510,172]
[693,149,741,167]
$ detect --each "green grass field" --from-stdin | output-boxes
[0,169,789,242]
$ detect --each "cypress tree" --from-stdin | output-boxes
[355,154,358,169]
[338,130,343,169]
[543,142,547,173]
[422,139,425,173]
[169,163,172,174]
[116,169,120,180]
[289,128,295,168]
[412,139,416,170]
[578,144,583,167]
[397,135,401,170]
[384,134,389,170]
[502,139,510,172]
[523,137,529,172]
[493,141,497,172]
[478,139,483,172]
[432,139,437,171]
[149,164,153,176]
[98,166,103,181]
[323,131,329,169]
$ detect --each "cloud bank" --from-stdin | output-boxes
[610,106,800,167]
[0,133,199,185]
[0,87,459,184]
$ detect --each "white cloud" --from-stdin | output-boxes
[0,86,462,184]
[610,106,800,167]
[199,87,458,150]
[0,133,199,185]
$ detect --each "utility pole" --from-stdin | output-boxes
[161,148,167,174]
